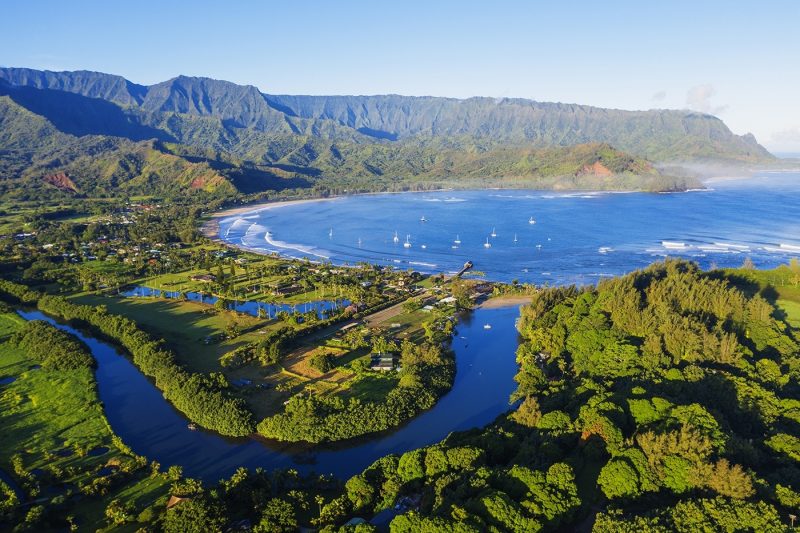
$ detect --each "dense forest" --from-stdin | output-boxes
[125,259,800,531]
[3,258,800,530]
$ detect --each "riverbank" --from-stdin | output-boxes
[479,295,535,309]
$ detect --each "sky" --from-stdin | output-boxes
[2,0,799,152]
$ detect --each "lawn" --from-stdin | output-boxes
[0,312,169,530]
[70,293,275,373]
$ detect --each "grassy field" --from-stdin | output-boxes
[723,264,800,327]
[70,293,276,373]
[0,312,169,531]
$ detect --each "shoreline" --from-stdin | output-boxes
[200,197,344,241]
[479,295,534,309]
[200,181,711,242]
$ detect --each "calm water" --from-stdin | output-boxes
[121,286,348,320]
[20,306,520,482]
[219,173,800,284]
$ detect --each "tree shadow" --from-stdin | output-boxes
[0,83,174,142]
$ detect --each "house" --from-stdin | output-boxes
[370,352,397,371]
[190,274,217,283]
[272,284,302,296]
[438,296,457,305]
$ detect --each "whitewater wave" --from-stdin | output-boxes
[264,231,330,260]
[421,196,467,203]
[409,261,438,268]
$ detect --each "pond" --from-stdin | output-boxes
[120,285,349,320]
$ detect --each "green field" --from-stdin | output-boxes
[0,312,169,531]
[723,264,800,329]
[70,293,276,373]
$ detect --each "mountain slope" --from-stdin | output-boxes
[0,68,773,164]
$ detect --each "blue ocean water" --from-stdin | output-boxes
[219,172,800,284]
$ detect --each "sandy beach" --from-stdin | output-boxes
[479,295,534,309]
[200,197,342,241]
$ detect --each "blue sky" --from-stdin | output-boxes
[2,0,799,151]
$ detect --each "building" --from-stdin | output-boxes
[370,352,397,371]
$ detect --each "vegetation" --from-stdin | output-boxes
[1,67,774,203]
[0,312,170,530]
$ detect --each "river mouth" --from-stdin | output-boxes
[19,305,522,481]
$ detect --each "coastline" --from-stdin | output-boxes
[479,295,534,309]
[200,197,344,241]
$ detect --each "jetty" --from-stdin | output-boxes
[454,261,474,278]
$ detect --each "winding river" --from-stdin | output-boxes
[19,305,521,482]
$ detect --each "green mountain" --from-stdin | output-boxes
[0,67,773,198]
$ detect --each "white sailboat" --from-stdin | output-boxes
[420,215,427,222]
[529,217,536,224]
[329,228,333,238]
[454,234,461,245]
[403,234,412,248]
[484,237,492,248]
[491,227,497,237]
[393,231,399,244]
[513,233,518,243]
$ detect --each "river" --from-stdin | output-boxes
[19,305,521,482]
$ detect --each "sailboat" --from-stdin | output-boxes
[513,234,518,243]
[328,228,333,238]
[420,215,427,222]
[491,227,497,237]
[529,217,536,224]
[393,231,399,244]
[454,234,461,245]
[484,237,492,248]
[404,235,412,248]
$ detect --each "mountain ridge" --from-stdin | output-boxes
[0,67,772,163]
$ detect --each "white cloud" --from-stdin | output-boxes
[651,90,666,101]
[686,84,728,115]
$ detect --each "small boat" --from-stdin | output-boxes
[529,217,536,224]
[484,237,492,248]
[328,228,333,238]
[491,227,497,237]
[454,234,461,244]
[187,423,197,430]
[536,244,542,249]
[358,238,362,247]
[451,245,458,249]
[513,233,518,243]
[421,244,427,249]
[420,215,427,222]
[393,231,399,244]
[403,235,412,248]
[483,324,492,329]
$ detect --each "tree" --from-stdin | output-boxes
[598,458,641,499]
[254,498,297,532]
[511,396,542,427]
[163,497,225,533]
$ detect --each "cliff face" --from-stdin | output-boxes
[43,172,78,192]
[0,68,773,164]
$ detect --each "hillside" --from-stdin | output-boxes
[0,68,772,164]
[0,67,769,199]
